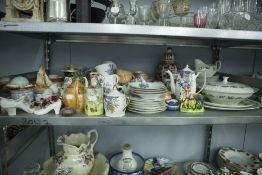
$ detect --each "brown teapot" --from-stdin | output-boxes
[62,77,86,113]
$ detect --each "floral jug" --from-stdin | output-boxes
[63,78,86,113]
[104,87,127,117]
[54,129,98,175]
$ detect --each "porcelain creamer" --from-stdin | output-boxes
[54,129,98,175]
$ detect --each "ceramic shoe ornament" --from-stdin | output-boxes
[34,95,62,115]
[54,129,98,175]
[0,97,34,116]
[104,86,128,117]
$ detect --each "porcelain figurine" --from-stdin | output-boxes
[55,129,98,175]
[166,65,206,112]
[63,78,86,113]
[0,97,34,116]
[104,87,127,117]
[116,144,138,173]
[156,47,180,87]
[195,59,221,77]
[34,95,62,115]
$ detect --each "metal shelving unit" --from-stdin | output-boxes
[0,109,262,126]
[0,21,262,174]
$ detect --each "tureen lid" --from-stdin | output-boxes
[204,77,255,94]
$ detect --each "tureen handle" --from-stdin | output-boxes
[87,129,98,151]
[216,60,222,71]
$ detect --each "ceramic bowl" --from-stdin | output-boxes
[10,89,34,102]
[257,168,262,175]
[166,99,180,111]
[110,152,145,175]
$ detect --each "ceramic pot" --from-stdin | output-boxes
[10,89,34,103]
[116,69,134,85]
[104,88,127,117]
[62,78,86,112]
[55,129,98,175]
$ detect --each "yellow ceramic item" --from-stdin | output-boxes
[62,78,85,113]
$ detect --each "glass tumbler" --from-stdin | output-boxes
[138,5,151,25]
[194,7,208,28]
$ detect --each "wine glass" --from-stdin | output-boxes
[194,7,208,28]
[155,0,171,26]
[126,0,138,24]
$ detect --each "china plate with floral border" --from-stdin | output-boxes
[204,100,261,111]
[204,100,253,108]
[218,147,262,174]
[184,160,217,175]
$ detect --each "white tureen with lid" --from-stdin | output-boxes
[203,77,257,105]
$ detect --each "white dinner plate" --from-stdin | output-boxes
[204,100,261,111]
[204,100,253,108]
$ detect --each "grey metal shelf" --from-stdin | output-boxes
[1,109,262,126]
[0,22,262,47]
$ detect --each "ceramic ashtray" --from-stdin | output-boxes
[166,99,180,111]
[61,107,76,117]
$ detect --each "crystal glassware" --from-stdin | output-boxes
[194,7,207,28]
[138,5,151,25]
[126,0,138,24]
[107,0,126,24]
[172,0,191,16]
[155,0,171,26]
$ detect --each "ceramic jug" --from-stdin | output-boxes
[195,59,221,77]
[104,87,127,117]
[54,129,98,175]
[63,77,86,113]
[100,74,119,95]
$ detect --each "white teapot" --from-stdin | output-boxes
[54,129,98,175]
[195,59,221,77]
[104,87,127,117]
[166,65,206,100]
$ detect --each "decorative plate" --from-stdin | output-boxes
[184,161,217,175]
[218,147,262,173]
[204,100,261,111]
[204,100,253,108]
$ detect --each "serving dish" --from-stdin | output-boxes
[203,77,256,105]
[184,160,217,175]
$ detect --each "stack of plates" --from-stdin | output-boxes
[217,147,262,174]
[127,81,167,114]
[184,161,217,175]
[204,99,262,111]
[127,96,167,114]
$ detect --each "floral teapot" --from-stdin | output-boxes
[54,129,98,175]
[166,65,206,100]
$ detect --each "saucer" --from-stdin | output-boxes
[204,100,261,111]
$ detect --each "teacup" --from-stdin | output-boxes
[96,62,116,76]
[100,74,119,94]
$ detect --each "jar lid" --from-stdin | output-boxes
[204,77,255,94]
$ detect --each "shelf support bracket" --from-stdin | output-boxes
[204,124,213,162]
[48,126,56,157]
[0,126,8,175]
[44,38,52,73]
[211,43,221,64]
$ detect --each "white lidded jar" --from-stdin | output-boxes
[116,144,138,172]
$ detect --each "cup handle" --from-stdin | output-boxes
[216,60,222,72]
[87,129,98,151]
[115,74,119,84]
[83,77,89,88]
